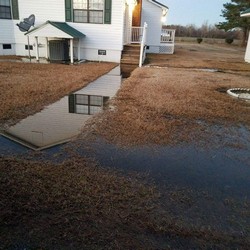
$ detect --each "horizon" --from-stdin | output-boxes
[161,0,228,27]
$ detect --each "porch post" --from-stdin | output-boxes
[78,38,81,61]
[35,36,39,62]
[70,38,74,64]
[45,37,49,60]
[139,22,147,67]
[27,36,31,63]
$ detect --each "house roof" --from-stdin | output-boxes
[151,0,168,9]
[241,8,250,17]
[25,21,85,38]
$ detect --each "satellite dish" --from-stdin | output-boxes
[16,14,35,32]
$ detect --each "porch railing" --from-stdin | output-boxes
[161,29,175,44]
[131,27,144,43]
[139,22,148,67]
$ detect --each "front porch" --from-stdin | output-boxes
[130,27,175,54]
[122,24,175,71]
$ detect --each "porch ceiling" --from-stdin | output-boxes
[25,21,86,39]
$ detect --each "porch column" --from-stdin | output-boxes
[78,38,81,61]
[70,38,74,64]
[45,37,49,60]
[35,36,39,62]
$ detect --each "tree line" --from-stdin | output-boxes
[163,23,241,39]
[164,0,250,46]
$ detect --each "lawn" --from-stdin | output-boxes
[0,44,250,249]
[81,43,250,146]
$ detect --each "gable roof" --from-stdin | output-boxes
[25,21,85,38]
[241,8,250,17]
[150,0,168,9]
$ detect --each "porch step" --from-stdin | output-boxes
[121,44,140,64]
[121,44,141,77]
[120,58,140,65]
[123,44,141,51]
[121,64,138,78]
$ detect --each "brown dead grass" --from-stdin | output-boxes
[0,55,23,61]
[147,43,250,75]
[0,61,116,127]
[1,157,249,249]
[81,44,250,146]
[0,157,158,249]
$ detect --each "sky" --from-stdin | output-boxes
[161,0,228,27]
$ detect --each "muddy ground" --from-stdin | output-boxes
[0,43,250,249]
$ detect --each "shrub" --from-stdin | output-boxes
[197,38,203,44]
[225,38,234,44]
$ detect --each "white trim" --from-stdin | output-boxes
[70,38,74,64]
[148,0,168,10]
[35,36,39,61]
[241,13,250,17]
[26,23,74,39]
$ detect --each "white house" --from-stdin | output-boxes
[241,8,250,63]
[0,0,175,64]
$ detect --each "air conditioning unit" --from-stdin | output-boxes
[49,40,69,61]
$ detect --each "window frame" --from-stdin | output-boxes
[0,0,12,19]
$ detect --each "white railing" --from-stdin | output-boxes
[161,29,175,44]
[139,22,147,67]
[131,27,144,43]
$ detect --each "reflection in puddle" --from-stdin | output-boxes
[1,66,121,150]
[69,94,109,115]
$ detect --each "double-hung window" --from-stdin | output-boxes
[65,0,111,24]
[0,0,19,20]
[0,0,11,19]
[73,0,104,24]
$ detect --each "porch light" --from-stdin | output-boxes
[126,0,137,6]
[161,16,167,23]
[161,8,168,23]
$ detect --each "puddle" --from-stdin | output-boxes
[0,66,121,151]
[86,140,249,197]
[58,123,250,232]
[68,124,250,200]
[198,68,223,73]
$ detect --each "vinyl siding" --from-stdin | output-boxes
[1,0,125,62]
[0,19,16,55]
[141,0,163,46]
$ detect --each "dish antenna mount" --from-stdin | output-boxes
[17,14,36,62]
[16,14,35,32]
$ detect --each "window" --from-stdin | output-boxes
[0,0,19,20]
[25,45,33,50]
[73,0,104,23]
[0,0,11,19]
[3,44,11,49]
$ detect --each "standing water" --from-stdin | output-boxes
[0,66,121,152]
